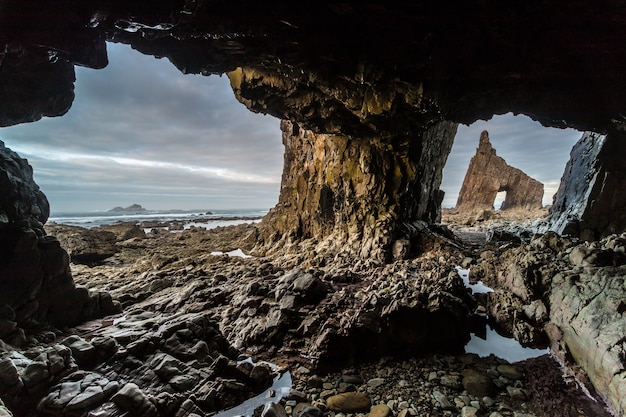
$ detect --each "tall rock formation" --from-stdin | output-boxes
[0,141,118,341]
[259,120,458,262]
[547,130,626,240]
[456,131,544,211]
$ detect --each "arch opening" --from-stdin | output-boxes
[441,113,582,224]
[494,190,507,210]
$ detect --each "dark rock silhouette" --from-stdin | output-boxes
[547,130,626,240]
[456,131,544,211]
[108,204,146,213]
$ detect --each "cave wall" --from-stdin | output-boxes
[547,130,626,240]
[456,131,544,211]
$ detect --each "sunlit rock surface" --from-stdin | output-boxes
[455,131,543,211]
[258,120,457,261]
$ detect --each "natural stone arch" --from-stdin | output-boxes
[455,131,544,212]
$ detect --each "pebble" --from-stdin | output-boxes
[368,404,392,417]
[367,378,386,389]
[326,392,371,413]
[461,406,478,417]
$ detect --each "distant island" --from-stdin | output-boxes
[107,204,146,213]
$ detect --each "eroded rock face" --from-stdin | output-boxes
[470,231,626,415]
[0,142,119,337]
[455,131,544,211]
[547,130,626,240]
[258,120,457,261]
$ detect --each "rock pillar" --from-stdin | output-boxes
[259,120,458,262]
[548,130,626,240]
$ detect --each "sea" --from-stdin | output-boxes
[48,208,269,229]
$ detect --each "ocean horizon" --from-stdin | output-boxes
[48,207,270,228]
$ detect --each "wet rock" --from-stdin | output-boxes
[262,402,289,417]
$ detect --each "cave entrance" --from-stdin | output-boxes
[440,113,581,223]
[0,43,283,216]
[494,190,507,210]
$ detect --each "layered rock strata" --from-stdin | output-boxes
[547,130,626,240]
[456,131,544,211]
[258,120,458,261]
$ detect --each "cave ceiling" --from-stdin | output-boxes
[1,1,626,137]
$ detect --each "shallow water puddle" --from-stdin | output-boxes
[210,248,252,258]
[455,266,493,294]
[214,367,292,417]
[457,267,549,362]
[465,326,549,362]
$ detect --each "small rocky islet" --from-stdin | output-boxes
[0,211,617,417]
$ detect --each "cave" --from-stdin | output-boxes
[2,2,626,416]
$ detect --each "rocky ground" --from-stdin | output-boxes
[0,213,620,417]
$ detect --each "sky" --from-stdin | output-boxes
[0,42,582,214]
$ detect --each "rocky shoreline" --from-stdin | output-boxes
[0,212,621,417]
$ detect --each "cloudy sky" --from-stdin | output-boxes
[0,42,581,214]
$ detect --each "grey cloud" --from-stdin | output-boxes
[0,42,284,213]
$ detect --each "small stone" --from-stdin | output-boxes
[432,391,454,410]
[262,402,289,417]
[397,408,412,417]
[506,386,527,400]
[368,404,392,417]
[489,413,504,417]
[338,382,356,393]
[326,392,371,413]
[367,378,385,389]
[496,365,524,380]
[440,375,461,390]
[461,406,478,417]
[320,390,336,400]
[397,401,409,410]
[293,403,323,417]
[322,383,334,390]
[482,397,495,408]
[342,375,364,385]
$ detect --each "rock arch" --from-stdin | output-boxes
[455,131,544,211]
